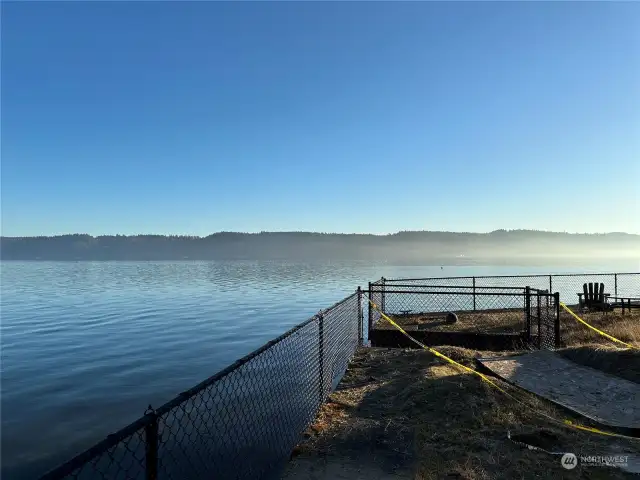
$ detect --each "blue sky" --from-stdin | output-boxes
[2,1,639,237]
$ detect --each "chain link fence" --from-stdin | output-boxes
[368,279,384,332]
[371,287,529,335]
[381,285,527,313]
[382,272,639,307]
[40,291,363,480]
[525,288,560,349]
[368,273,637,344]
[367,285,560,347]
[616,273,640,299]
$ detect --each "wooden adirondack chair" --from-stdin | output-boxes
[577,282,612,312]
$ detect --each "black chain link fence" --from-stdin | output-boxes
[371,286,529,335]
[382,272,639,307]
[525,288,560,349]
[616,273,640,299]
[368,284,560,348]
[383,285,527,313]
[368,280,383,333]
[40,291,363,480]
[370,272,638,348]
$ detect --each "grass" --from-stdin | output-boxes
[559,308,640,348]
[374,308,640,349]
[286,308,640,479]
[287,347,640,479]
[375,309,525,334]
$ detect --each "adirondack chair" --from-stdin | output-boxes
[577,282,612,312]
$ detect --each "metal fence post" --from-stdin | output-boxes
[367,282,373,333]
[381,277,386,314]
[554,292,561,348]
[615,274,618,298]
[357,287,363,345]
[473,277,477,311]
[536,292,542,348]
[144,408,159,480]
[318,312,325,402]
[525,286,531,342]
[549,275,552,296]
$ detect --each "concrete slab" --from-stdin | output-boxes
[478,350,640,432]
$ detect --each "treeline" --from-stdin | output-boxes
[1,230,638,261]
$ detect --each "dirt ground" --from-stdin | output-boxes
[283,346,640,480]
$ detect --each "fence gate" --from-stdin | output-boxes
[526,287,560,349]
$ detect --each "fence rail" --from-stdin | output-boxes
[369,289,530,335]
[40,290,363,480]
[368,273,637,346]
[380,272,639,308]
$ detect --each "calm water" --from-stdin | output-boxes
[1,260,638,479]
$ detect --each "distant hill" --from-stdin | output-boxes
[1,230,638,263]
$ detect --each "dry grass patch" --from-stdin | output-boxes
[560,309,640,348]
[287,347,640,479]
[374,307,640,349]
[287,307,640,478]
[376,309,525,334]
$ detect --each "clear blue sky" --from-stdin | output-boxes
[1,1,639,237]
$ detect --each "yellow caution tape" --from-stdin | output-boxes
[364,295,639,441]
[367,299,510,395]
[559,303,639,350]
[563,420,620,437]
